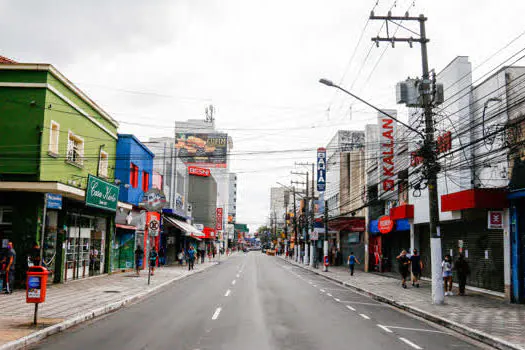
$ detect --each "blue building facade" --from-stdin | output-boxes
[115,134,154,206]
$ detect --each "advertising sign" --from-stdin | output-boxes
[27,276,41,298]
[378,215,394,234]
[317,147,326,192]
[310,230,319,241]
[216,208,223,231]
[378,110,397,195]
[147,212,160,237]
[85,175,119,212]
[46,193,62,209]
[140,188,168,212]
[188,166,211,177]
[176,132,228,168]
[488,210,504,229]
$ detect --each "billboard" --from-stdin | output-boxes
[378,110,397,196]
[175,132,228,168]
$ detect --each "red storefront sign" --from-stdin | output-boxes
[188,166,211,177]
[488,210,504,229]
[216,208,223,231]
[379,113,396,193]
[378,215,394,234]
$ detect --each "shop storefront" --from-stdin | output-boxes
[369,215,411,274]
[328,217,365,267]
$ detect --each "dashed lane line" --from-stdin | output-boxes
[377,325,393,333]
[398,337,423,349]
[327,293,333,297]
[320,289,326,293]
[359,314,370,320]
[225,289,231,297]
[334,298,341,302]
[346,305,356,311]
[385,326,445,334]
[236,274,240,278]
[212,307,222,320]
[232,280,236,285]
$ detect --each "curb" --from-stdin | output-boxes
[0,263,218,350]
[280,257,524,350]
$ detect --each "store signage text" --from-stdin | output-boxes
[379,111,397,193]
[488,210,504,229]
[317,147,326,192]
[85,175,119,212]
[188,166,211,177]
[216,208,223,231]
[411,131,452,167]
[378,215,394,234]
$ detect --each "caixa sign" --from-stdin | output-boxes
[188,166,210,177]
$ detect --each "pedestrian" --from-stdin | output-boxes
[409,249,423,288]
[454,253,470,296]
[442,254,453,296]
[149,248,158,276]
[158,246,166,266]
[396,249,410,289]
[199,242,206,263]
[178,250,184,265]
[28,242,41,267]
[5,242,16,294]
[134,245,144,276]
[347,252,360,276]
[187,246,196,271]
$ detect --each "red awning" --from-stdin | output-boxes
[328,217,366,232]
[116,224,136,230]
[202,227,216,240]
[441,188,508,212]
[390,204,414,220]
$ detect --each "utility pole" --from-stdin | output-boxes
[323,199,329,272]
[292,171,309,264]
[296,162,317,267]
[370,12,444,304]
[292,185,298,261]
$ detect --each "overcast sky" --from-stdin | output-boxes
[2,0,525,230]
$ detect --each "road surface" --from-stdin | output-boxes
[33,253,491,350]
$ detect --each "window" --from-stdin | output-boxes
[0,207,13,224]
[66,131,84,165]
[142,171,149,192]
[98,150,108,178]
[49,121,60,155]
[130,163,139,188]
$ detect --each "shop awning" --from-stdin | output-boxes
[163,216,205,238]
[389,204,414,220]
[328,217,366,232]
[441,188,508,212]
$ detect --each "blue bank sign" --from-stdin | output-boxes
[317,147,326,192]
[46,193,62,210]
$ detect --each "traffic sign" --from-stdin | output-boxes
[317,147,326,192]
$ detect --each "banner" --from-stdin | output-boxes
[175,132,228,168]
[317,147,326,192]
[378,110,397,195]
[216,208,223,231]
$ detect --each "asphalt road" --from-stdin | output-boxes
[33,253,491,350]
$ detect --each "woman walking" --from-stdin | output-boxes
[410,249,423,288]
[442,254,453,296]
[396,250,411,289]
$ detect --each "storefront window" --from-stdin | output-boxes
[43,211,58,279]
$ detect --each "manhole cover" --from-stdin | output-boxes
[103,290,122,293]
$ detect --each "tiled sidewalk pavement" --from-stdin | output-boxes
[282,257,525,350]
[0,257,226,347]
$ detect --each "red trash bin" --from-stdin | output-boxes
[26,266,49,304]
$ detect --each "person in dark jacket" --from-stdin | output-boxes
[134,245,144,276]
[454,253,470,296]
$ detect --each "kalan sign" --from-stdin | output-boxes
[188,166,211,177]
[378,111,397,195]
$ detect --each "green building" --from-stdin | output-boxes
[0,60,131,285]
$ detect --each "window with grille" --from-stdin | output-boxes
[67,131,84,165]
[49,121,60,154]
[99,150,108,177]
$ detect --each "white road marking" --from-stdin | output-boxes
[398,337,423,349]
[212,307,222,320]
[236,274,240,278]
[232,280,236,285]
[334,298,341,302]
[359,314,370,320]
[346,305,356,311]
[225,289,231,297]
[312,285,317,287]
[320,289,326,293]
[340,301,385,306]
[385,326,445,334]
[327,293,333,297]
[377,325,393,333]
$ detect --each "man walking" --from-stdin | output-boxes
[5,242,15,294]
[409,249,423,288]
[187,246,196,271]
[396,250,410,289]
[347,252,360,276]
[149,247,158,276]
[455,253,470,296]
[134,245,144,276]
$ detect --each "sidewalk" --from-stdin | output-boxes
[281,257,525,350]
[0,256,229,349]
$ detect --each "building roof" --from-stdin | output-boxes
[118,134,156,158]
[0,63,119,128]
[0,56,16,64]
